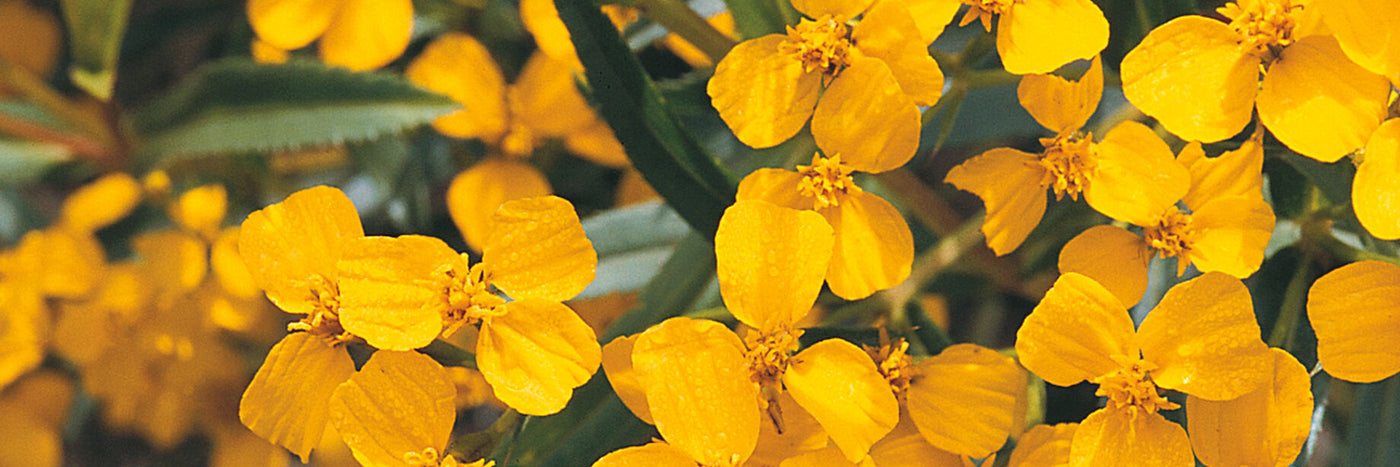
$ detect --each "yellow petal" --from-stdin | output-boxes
[1187,195,1275,278]
[791,0,872,19]
[1179,128,1266,210]
[885,0,962,44]
[211,227,261,299]
[1307,260,1400,383]
[735,168,813,210]
[601,335,654,425]
[1120,16,1258,142]
[27,229,106,299]
[0,0,61,78]
[0,409,60,467]
[406,33,509,140]
[565,120,630,168]
[1355,119,1400,239]
[943,148,1047,255]
[715,200,833,331]
[239,333,355,462]
[445,159,552,253]
[484,196,596,302]
[1086,121,1190,226]
[59,172,142,233]
[780,446,863,467]
[633,317,759,465]
[811,57,919,173]
[337,235,460,351]
[851,0,945,106]
[240,186,364,316]
[867,417,966,467]
[708,35,821,148]
[0,283,45,390]
[1007,423,1076,467]
[1067,409,1192,467]
[133,230,208,293]
[784,338,899,463]
[247,0,340,50]
[1015,273,1134,387]
[1321,0,1400,79]
[251,38,290,64]
[170,184,228,238]
[1016,56,1102,134]
[593,442,699,467]
[329,350,456,467]
[51,264,143,366]
[1186,348,1312,467]
[821,191,912,300]
[1258,35,1390,162]
[519,0,579,62]
[1137,272,1271,401]
[751,391,829,466]
[996,0,1108,75]
[477,299,600,415]
[511,52,597,137]
[907,344,1027,458]
[317,0,413,71]
[1058,225,1152,307]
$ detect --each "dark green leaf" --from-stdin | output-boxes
[724,0,793,39]
[1264,157,1310,219]
[61,0,132,100]
[0,139,72,186]
[1279,150,1355,208]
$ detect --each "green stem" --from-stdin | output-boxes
[421,339,478,370]
[635,0,736,63]
[1266,249,1311,350]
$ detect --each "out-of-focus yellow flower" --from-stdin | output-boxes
[708,0,940,163]
[1058,131,1274,306]
[520,0,638,65]
[246,0,412,71]
[334,196,600,416]
[1016,272,1284,465]
[0,371,72,467]
[1307,260,1400,383]
[328,350,476,467]
[1121,0,1391,162]
[926,0,1109,74]
[1352,119,1400,239]
[238,186,364,461]
[946,57,1191,256]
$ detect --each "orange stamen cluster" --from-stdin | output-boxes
[779,15,853,77]
[958,0,1020,31]
[1092,356,1180,415]
[871,340,915,400]
[1037,133,1098,200]
[1218,0,1303,60]
[437,259,507,336]
[288,274,353,344]
[1144,207,1196,259]
[797,153,862,209]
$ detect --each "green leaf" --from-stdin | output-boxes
[579,202,691,299]
[725,0,795,39]
[130,59,459,164]
[556,0,737,239]
[60,0,132,100]
[0,139,72,186]
[1342,374,1400,466]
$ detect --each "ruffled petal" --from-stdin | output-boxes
[851,0,945,106]
[1178,129,1265,210]
[1353,119,1400,239]
[715,200,833,331]
[784,338,900,463]
[239,333,354,462]
[1015,273,1135,387]
[485,196,596,302]
[1186,348,1312,467]
[477,299,600,415]
[239,186,364,316]
[1057,225,1152,308]
[336,235,460,351]
[1067,409,1193,467]
[1137,272,1271,401]
[943,148,1047,255]
[811,57,920,173]
[247,0,340,50]
[821,191,912,300]
[996,0,1108,75]
[445,159,552,253]
[1258,35,1390,162]
[1016,56,1102,135]
[907,344,1027,458]
[406,32,510,141]
[601,335,653,425]
[709,35,821,148]
[1187,195,1275,278]
[329,351,456,466]
[1306,260,1400,383]
[1086,121,1190,226]
[1120,16,1258,142]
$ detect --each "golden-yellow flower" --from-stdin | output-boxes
[247,0,413,71]
[1307,260,1400,383]
[1352,119,1400,240]
[922,0,1109,74]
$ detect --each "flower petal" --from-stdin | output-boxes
[406,32,509,141]
[1353,119,1400,239]
[512,52,597,136]
[1138,272,1271,401]
[633,317,759,465]
[1307,260,1400,383]
[1321,0,1400,80]
[601,335,653,425]
[1121,16,1257,143]
[247,0,340,50]
[821,191,912,300]
[1016,56,1102,135]
[1086,121,1190,226]
[907,344,1027,458]
[1057,225,1152,307]
[239,186,364,316]
[1015,273,1135,388]
[565,120,629,168]
[715,200,833,331]
[477,299,600,415]
[1258,35,1390,162]
[519,0,578,62]
[317,0,413,71]
[445,159,552,253]
[336,235,460,351]
[329,350,456,466]
[1178,129,1265,210]
[852,0,945,106]
[708,35,821,148]
[784,338,899,463]
[1188,195,1275,278]
[0,282,45,391]
[594,442,699,467]
[736,168,814,210]
[239,333,354,462]
[751,391,829,466]
[791,0,872,19]
[811,57,919,173]
[58,172,142,233]
[997,0,1108,75]
[888,0,963,44]
[1007,423,1076,467]
[485,196,596,302]
[1067,409,1192,467]
[943,148,1047,255]
[1186,348,1312,467]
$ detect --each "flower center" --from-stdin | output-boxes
[404,447,471,467]
[870,339,915,401]
[1091,356,1179,415]
[500,120,536,158]
[797,153,862,210]
[1218,0,1303,60]
[288,274,353,344]
[745,326,803,388]
[958,0,1020,31]
[1143,207,1195,259]
[779,15,852,77]
[1036,133,1097,201]
[436,258,507,337]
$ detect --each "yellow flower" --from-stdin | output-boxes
[519,0,638,65]
[238,186,364,461]
[708,0,941,164]
[1307,260,1400,383]
[1016,272,1294,465]
[328,350,478,467]
[1006,423,1076,467]
[406,32,627,251]
[334,196,601,415]
[1121,0,1391,162]
[0,371,72,467]
[941,0,1109,74]
[1352,119,1400,239]
[878,342,1027,459]
[1317,0,1400,83]
[945,57,1191,256]
[1058,132,1275,306]
[246,0,413,71]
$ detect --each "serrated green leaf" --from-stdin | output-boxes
[556,0,737,239]
[60,0,132,100]
[130,59,459,164]
[0,139,72,187]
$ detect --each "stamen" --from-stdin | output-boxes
[797,153,862,210]
[1091,355,1180,415]
[287,274,353,344]
[436,258,507,337]
[778,15,853,77]
[958,0,1021,31]
[1143,207,1195,260]
[870,339,915,400]
[1218,0,1304,61]
[1035,133,1097,201]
